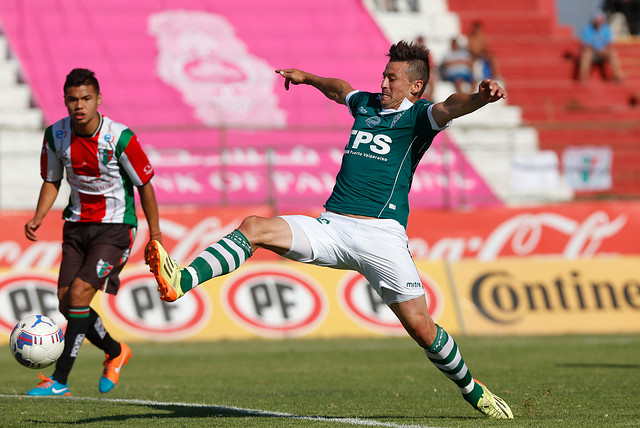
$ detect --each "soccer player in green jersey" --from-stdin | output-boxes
[147,41,513,419]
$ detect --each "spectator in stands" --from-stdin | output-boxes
[467,20,502,80]
[146,40,513,420]
[24,68,162,396]
[578,11,624,82]
[440,38,475,93]
[603,0,640,35]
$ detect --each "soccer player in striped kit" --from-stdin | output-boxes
[24,68,162,395]
[147,41,513,419]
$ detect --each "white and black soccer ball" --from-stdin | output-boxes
[9,315,64,369]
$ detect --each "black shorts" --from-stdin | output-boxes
[59,222,135,295]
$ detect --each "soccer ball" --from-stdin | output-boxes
[9,315,65,369]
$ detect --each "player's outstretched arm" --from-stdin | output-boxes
[275,69,354,105]
[431,79,506,128]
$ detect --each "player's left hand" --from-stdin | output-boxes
[275,68,307,90]
[477,79,506,103]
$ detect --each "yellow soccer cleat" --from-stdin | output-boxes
[474,379,514,419]
[146,240,184,302]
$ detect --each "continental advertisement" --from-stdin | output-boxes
[1,201,640,343]
[451,258,640,335]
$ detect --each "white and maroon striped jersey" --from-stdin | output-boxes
[40,114,154,226]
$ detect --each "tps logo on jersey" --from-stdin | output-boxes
[350,130,392,155]
[222,266,328,338]
[338,271,444,335]
[103,269,210,340]
[0,271,65,335]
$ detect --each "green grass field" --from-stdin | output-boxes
[1,335,639,427]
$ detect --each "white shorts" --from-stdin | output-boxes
[279,211,425,305]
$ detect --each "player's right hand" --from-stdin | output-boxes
[24,218,41,241]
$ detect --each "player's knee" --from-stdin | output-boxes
[238,215,271,245]
[411,319,438,346]
[68,277,95,306]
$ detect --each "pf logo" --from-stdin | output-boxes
[103,268,210,340]
[338,271,444,335]
[222,267,327,338]
[0,271,66,334]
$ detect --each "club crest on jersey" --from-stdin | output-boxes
[365,116,381,128]
[358,106,368,115]
[96,259,113,278]
[99,148,114,165]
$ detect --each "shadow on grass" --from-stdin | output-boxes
[20,398,479,425]
[556,363,640,369]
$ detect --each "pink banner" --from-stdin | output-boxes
[1,0,384,130]
[149,132,500,209]
[1,0,500,209]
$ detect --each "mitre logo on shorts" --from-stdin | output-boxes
[338,271,444,335]
[0,271,66,335]
[96,259,113,278]
[103,269,210,340]
[222,266,328,338]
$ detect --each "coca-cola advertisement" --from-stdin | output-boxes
[1,201,638,270]
[406,201,639,260]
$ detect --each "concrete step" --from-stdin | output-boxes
[447,126,539,153]
[0,109,44,130]
[0,59,20,85]
[0,85,32,109]
[0,129,43,154]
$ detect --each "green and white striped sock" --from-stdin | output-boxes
[424,325,483,406]
[180,230,253,291]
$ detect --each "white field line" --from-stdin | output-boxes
[0,394,442,428]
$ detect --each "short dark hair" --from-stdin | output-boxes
[64,68,100,94]
[387,41,430,97]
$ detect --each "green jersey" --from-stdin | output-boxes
[324,91,447,228]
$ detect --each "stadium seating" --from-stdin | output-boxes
[0,32,47,209]
[447,0,640,197]
[362,0,573,203]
